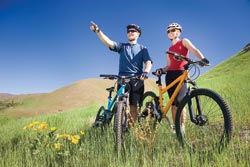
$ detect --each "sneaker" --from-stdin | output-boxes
[172,125,176,134]
[171,124,185,134]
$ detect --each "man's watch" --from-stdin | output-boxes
[95,27,100,33]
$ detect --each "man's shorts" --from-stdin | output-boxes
[118,79,144,106]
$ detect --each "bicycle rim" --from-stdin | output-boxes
[175,88,233,153]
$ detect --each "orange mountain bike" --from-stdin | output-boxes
[139,51,233,152]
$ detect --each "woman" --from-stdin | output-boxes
[156,22,209,133]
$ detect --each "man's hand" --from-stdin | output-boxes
[155,68,163,76]
[90,21,100,32]
[140,72,149,80]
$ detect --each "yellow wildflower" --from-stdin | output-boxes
[73,135,80,140]
[29,121,40,128]
[71,135,80,144]
[23,125,28,130]
[54,143,61,150]
[80,130,85,135]
[38,122,48,131]
[72,137,79,144]
[50,127,56,131]
[33,121,40,125]
[67,135,72,141]
[72,138,78,144]
[58,133,70,139]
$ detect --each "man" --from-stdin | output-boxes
[90,21,153,123]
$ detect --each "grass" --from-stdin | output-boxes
[1,106,249,167]
[1,50,250,166]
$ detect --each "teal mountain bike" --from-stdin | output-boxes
[93,74,140,150]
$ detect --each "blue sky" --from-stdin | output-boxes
[0,0,249,94]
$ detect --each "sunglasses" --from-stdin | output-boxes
[127,29,138,33]
[167,29,176,33]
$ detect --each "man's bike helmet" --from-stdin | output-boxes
[127,24,141,36]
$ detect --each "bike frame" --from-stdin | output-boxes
[157,70,189,117]
[106,84,126,111]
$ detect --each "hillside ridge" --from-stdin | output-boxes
[0,78,157,117]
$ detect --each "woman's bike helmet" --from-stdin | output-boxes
[167,23,182,32]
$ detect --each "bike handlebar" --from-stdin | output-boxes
[166,51,210,67]
[100,74,141,80]
[151,51,210,77]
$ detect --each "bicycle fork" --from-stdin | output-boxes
[116,93,130,132]
[187,88,208,126]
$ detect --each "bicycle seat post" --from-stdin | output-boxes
[152,72,163,86]
[106,87,114,99]
[156,75,162,85]
[109,90,112,99]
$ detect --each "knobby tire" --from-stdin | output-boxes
[114,101,126,151]
[175,88,233,153]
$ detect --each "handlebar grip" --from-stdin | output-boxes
[166,50,177,56]
[100,74,106,77]
[100,74,110,77]
[99,74,118,80]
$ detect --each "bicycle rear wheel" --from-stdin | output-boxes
[175,88,233,153]
[114,101,127,150]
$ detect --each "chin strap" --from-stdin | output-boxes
[129,38,136,42]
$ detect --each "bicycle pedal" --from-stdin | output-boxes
[93,120,103,128]
[97,115,104,121]
[141,112,148,118]
[140,108,149,117]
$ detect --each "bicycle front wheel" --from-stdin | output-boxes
[175,88,233,153]
[93,106,105,128]
[139,91,161,130]
[114,101,126,150]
